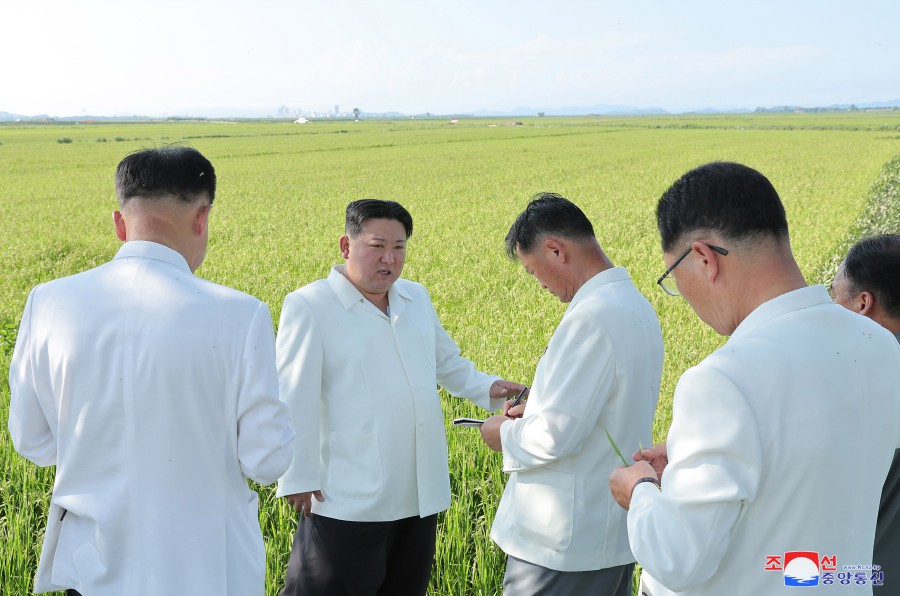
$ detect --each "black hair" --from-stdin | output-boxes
[345,199,413,239]
[841,234,900,318]
[115,145,216,207]
[656,162,788,252]
[505,192,595,259]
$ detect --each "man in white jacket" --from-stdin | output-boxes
[610,162,900,595]
[831,233,900,578]
[276,199,523,595]
[480,193,664,595]
[8,146,294,596]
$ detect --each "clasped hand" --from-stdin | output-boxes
[608,443,668,510]
[479,392,528,452]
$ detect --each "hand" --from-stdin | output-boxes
[503,401,526,418]
[479,414,510,452]
[285,490,324,517]
[609,460,657,510]
[632,442,668,481]
[490,380,527,400]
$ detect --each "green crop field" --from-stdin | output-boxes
[2,113,899,595]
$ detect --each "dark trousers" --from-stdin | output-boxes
[281,513,438,596]
[66,591,82,596]
[503,556,634,596]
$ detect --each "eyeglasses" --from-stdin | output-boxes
[657,244,729,296]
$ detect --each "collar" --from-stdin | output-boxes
[729,285,830,342]
[327,265,413,317]
[565,266,630,315]
[113,241,192,273]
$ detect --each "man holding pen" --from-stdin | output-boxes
[610,162,900,595]
[480,193,664,595]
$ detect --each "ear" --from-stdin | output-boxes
[692,241,723,285]
[339,235,351,259]
[857,290,877,317]
[193,203,211,237]
[543,237,568,263]
[113,211,127,242]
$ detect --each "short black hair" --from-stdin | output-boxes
[505,192,596,259]
[841,234,900,319]
[345,199,413,239]
[115,145,216,207]
[656,162,788,252]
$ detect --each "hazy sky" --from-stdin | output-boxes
[3,0,898,117]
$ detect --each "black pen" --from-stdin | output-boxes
[510,386,528,409]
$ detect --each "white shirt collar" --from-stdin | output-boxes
[113,241,191,273]
[565,266,630,314]
[729,285,830,342]
[327,265,412,316]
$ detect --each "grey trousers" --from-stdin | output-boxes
[503,555,634,596]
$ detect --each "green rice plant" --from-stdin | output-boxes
[1,114,899,595]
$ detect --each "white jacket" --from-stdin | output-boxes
[630,286,900,595]
[8,241,294,595]
[276,266,502,520]
[491,267,664,571]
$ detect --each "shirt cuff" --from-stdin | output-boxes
[631,479,662,503]
[500,419,525,472]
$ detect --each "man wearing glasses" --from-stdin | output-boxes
[480,193,664,596]
[609,162,900,595]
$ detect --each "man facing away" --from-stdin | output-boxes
[479,193,664,596]
[609,162,900,595]
[275,199,524,595]
[832,233,900,574]
[8,146,294,595]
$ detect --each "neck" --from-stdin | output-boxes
[338,269,390,314]
[126,219,196,267]
[571,241,615,292]
[728,246,807,331]
[366,292,390,314]
[117,199,204,272]
[873,313,900,334]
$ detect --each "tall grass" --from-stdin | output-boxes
[1,114,899,594]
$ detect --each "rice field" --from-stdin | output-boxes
[2,113,899,594]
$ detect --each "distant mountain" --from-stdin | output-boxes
[757,99,900,113]
[469,100,900,117]
[0,111,31,121]
[362,111,407,119]
[2,99,897,122]
[471,104,669,117]
[0,111,152,122]
[685,107,754,115]
[172,107,279,119]
[849,99,900,109]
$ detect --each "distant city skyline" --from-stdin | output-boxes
[3,0,899,119]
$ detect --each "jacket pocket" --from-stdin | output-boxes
[513,468,575,552]
[325,432,384,498]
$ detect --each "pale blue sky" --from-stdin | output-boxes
[3,0,898,116]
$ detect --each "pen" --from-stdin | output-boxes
[510,386,528,409]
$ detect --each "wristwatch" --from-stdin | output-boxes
[633,476,661,491]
